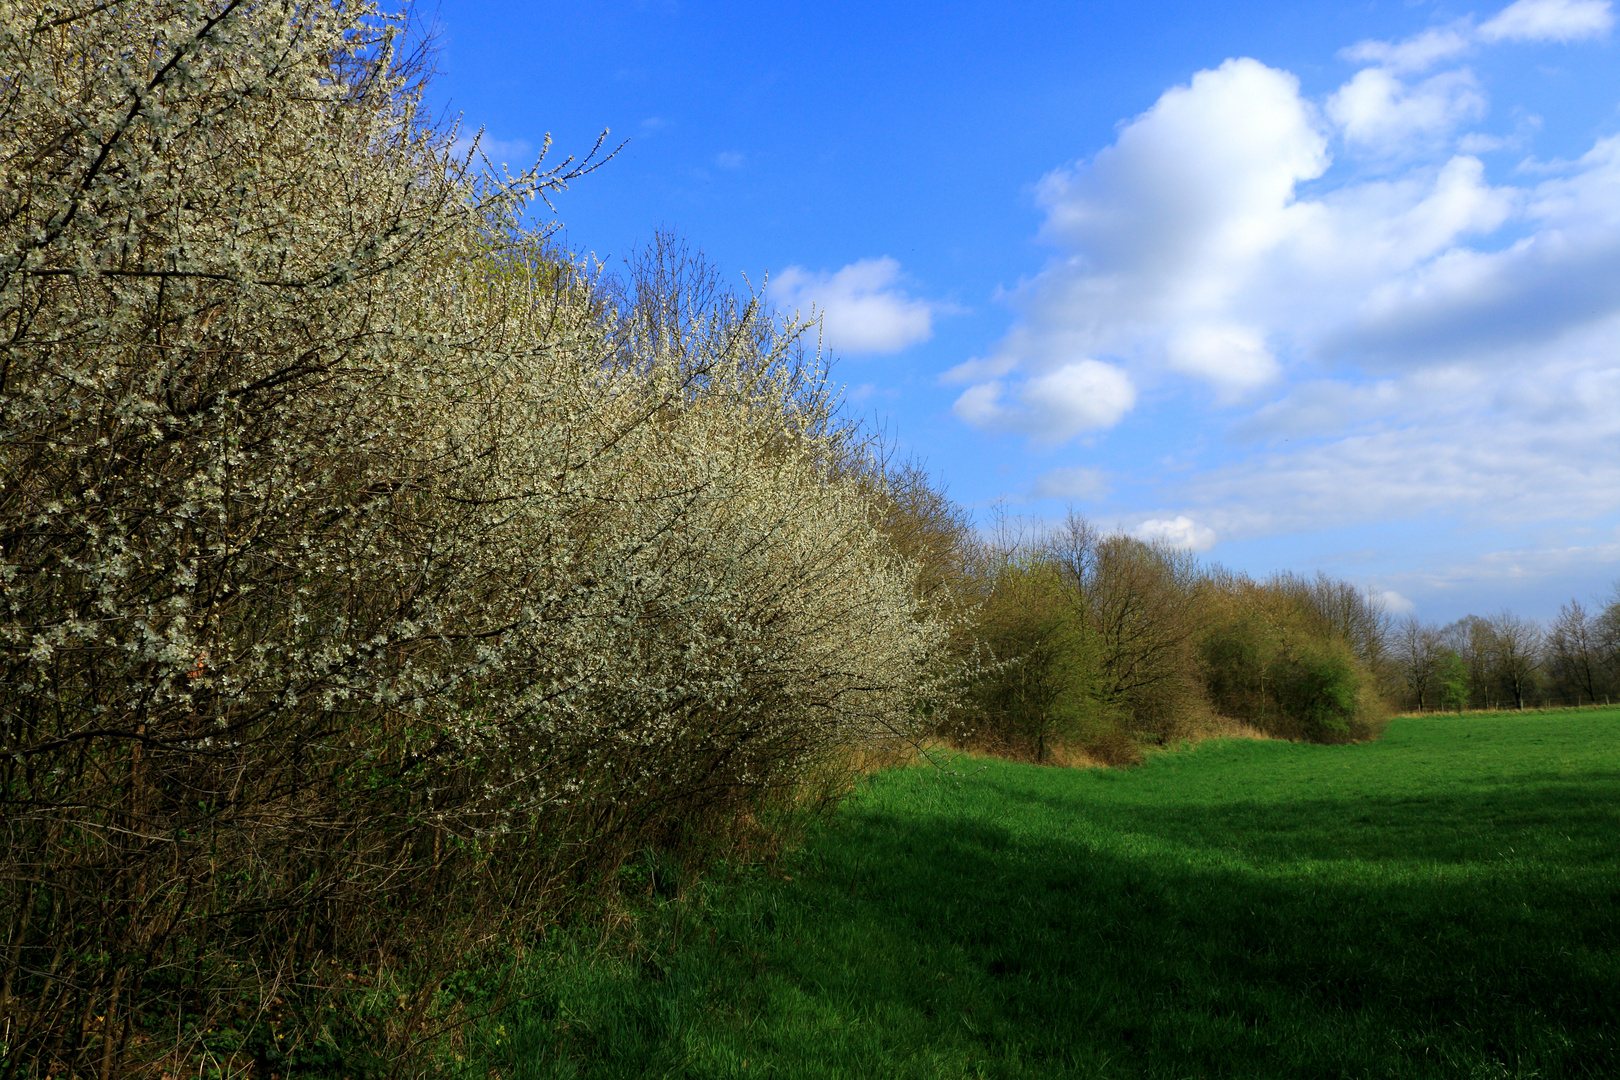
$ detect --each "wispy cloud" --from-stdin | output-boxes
[1342,25,1475,73]
[1342,0,1612,74]
[1479,0,1614,42]
[1031,466,1110,500]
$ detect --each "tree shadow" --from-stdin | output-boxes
[763,771,1620,1077]
[494,767,1620,1079]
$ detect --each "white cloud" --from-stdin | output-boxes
[1021,362,1137,444]
[1379,590,1418,615]
[1134,516,1218,552]
[967,50,1606,419]
[951,381,1007,429]
[1327,68,1487,154]
[1165,324,1279,399]
[959,17,1620,599]
[1478,0,1614,42]
[958,57,1513,422]
[1326,1,1611,161]
[715,150,745,168]
[1456,130,1515,154]
[1342,0,1612,76]
[1327,138,1620,366]
[1342,24,1474,73]
[1171,341,1620,537]
[1034,59,1327,270]
[952,360,1136,445]
[947,59,1324,444]
[768,257,935,354]
[1031,466,1110,500]
[450,133,534,167]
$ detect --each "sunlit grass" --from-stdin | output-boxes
[473,711,1620,1078]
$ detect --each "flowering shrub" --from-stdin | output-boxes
[0,2,949,1073]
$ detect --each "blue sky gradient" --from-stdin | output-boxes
[422,0,1620,623]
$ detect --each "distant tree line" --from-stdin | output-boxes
[885,473,1620,763]
[887,470,1620,763]
[1390,597,1620,713]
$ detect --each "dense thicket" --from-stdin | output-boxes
[1194,569,1388,743]
[924,506,1390,763]
[0,3,950,1074]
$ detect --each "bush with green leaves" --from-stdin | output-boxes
[1195,573,1386,742]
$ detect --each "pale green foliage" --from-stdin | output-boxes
[0,1,948,1071]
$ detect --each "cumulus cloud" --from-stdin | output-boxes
[1033,59,1327,271]
[768,257,936,354]
[1327,68,1487,154]
[957,12,1617,443]
[949,58,1323,443]
[1021,363,1138,443]
[956,0,1620,610]
[1328,138,1620,365]
[951,360,1136,445]
[1134,516,1218,552]
[945,381,996,426]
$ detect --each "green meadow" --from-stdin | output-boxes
[473,712,1620,1079]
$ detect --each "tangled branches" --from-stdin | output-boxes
[0,2,950,1074]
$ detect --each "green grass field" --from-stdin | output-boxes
[474,711,1620,1079]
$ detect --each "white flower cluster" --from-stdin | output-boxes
[0,1,953,1067]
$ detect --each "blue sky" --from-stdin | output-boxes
[422,0,1620,623]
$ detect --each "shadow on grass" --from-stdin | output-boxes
[484,768,1620,1080]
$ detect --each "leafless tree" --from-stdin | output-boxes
[1395,616,1444,711]
[1055,516,1205,740]
[1487,612,1543,710]
[1547,600,1607,704]
[1597,583,1620,694]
